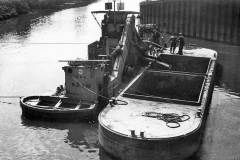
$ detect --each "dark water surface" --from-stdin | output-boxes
[0,1,239,160]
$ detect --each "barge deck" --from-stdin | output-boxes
[99,49,217,160]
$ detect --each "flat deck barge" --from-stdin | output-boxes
[99,49,217,160]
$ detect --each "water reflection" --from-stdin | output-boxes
[215,63,223,86]
[99,146,202,160]
[99,148,118,160]
[0,11,53,40]
[187,38,240,94]
[21,116,99,154]
[217,53,240,94]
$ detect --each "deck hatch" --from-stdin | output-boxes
[151,54,211,75]
[123,71,206,105]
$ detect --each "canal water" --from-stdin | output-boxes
[0,0,239,160]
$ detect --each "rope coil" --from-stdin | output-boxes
[142,111,190,128]
[109,98,128,106]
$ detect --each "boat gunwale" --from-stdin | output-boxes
[20,96,97,113]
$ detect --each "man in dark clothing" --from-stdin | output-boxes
[152,29,160,44]
[169,35,177,54]
[178,33,185,55]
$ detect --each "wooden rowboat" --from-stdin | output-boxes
[20,96,99,121]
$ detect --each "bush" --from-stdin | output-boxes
[12,0,30,14]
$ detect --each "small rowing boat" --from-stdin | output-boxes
[20,96,98,121]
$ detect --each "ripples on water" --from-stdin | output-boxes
[0,0,239,160]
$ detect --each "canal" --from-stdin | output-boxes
[0,0,239,160]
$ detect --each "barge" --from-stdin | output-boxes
[98,46,217,159]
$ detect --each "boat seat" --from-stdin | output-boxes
[74,100,82,110]
[54,99,62,108]
[75,104,81,110]
[98,55,108,60]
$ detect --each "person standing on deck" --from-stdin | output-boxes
[152,29,160,44]
[169,35,177,54]
[177,33,185,55]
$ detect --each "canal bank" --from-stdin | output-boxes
[0,0,95,21]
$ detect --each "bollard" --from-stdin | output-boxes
[196,108,202,118]
[109,98,116,107]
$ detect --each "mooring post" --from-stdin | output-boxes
[140,131,145,138]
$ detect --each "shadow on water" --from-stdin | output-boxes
[99,147,119,160]
[99,146,202,160]
[20,116,99,151]
[214,63,223,86]
[0,11,54,39]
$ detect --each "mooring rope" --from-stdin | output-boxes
[142,112,190,128]
[77,80,129,105]
[0,96,23,105]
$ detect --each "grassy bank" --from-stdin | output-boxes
[0,0,94,20]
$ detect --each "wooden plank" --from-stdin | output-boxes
[175,0,180,34]
[232,0,240,44]
[157,4,161,29]
[54,100,62,108]
[225,0,233,43]
[192,0,197,37]
[216,0,222,41]
[168,1,173,33]
[162,1,167,32]
[205,0,211,40]
[185,0,189,36]
[200,1,206,39]
[151,4,154,24]
[189,0,194,37]
[160,2,164,31]
[59,59,110,62]
[193,0,198,37]
[146,5,149,24]
[218,0,225,42]
[229,0,236,44]
[209,0,215,41]
[166,1,170,33]
[195,0,201,38]
[171,1,176,34]
[223,1,230,42]
[213,0,220,41]
[237,0,240,45]
[154,5,158,26]
[144,4,147,24]
[187,0,192,37]
[198,0,203,39]
[179,0,184,34]
[182,0,187,36]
